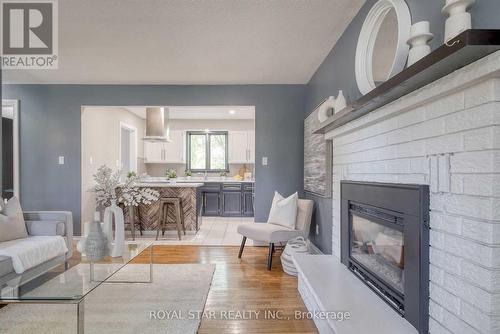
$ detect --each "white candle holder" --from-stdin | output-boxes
[442,0,475,43]
[407,21,434,67]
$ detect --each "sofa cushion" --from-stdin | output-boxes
[267,192,298,229]
[0,255,13,277]
[25,220,66,236]
[0,214,28,242]
[237,222,302,243]
[0,236,68,274]
[0,197,28,241]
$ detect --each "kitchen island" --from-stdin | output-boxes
[124,182,203,232]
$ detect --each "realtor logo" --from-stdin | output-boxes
[1,0,58,69]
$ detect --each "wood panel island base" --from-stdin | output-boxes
[123,183,203,233]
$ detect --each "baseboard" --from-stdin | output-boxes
[308,242,323,254]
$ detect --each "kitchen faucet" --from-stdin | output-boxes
[196,172,208,180]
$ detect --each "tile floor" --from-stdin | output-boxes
[127,217,255,246]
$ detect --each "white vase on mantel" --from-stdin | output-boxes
[103,203,125,257]
[334,90,347,114]
[442,0,475,43]
[317,96,335,123]
[407,21,434,67]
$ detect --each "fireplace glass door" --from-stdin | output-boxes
[350,213,404,294]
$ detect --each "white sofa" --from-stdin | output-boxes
[0,211,73,287]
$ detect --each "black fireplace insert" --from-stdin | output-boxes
[341,181,429,334]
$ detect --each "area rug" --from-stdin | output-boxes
[0,263,215,334]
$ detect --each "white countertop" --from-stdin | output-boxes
[135,182,204,188]
[141,177,255,183]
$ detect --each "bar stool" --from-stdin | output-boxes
[156,197,186,240]
[119,203,142,241]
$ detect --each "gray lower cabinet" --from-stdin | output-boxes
[201,182,254,217]
[203,192,220,216]
[221,191,242,216]
[242,191,254,216]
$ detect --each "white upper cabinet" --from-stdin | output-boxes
[144,130,185,164]
[247,131,255,163]
[229,131,255,164]
[144,141,164,163]
[164,130,185,163]
[146,130,253,165]
[229,131,248,163]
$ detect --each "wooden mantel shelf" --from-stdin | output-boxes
[314,29,500,134]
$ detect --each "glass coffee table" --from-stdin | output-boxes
[0,243,153,334]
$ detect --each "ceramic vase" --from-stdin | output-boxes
[442,0,475,43]
[84,221,108,261]
[317,96,335,123]
[334,90,347,113]
[407,21,434,67]
[103,202,125,257]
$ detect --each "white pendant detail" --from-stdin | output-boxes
[334,90,347,114]
[442,0,475,43]
[103,203,125,257]
[407,21,434,67]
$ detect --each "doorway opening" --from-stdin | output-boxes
[120,122,138,180]
[1,100,20,200]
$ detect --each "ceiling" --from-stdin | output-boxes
[125,106,255,120]
[3,0,365,85]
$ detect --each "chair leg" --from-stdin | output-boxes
[136,206,143,236]
[238,236,247,259]
[156,203,164,241]
[162,203,168,236]
[267,243,274,270]
[174,201,182,240]
[130,206,136,241]
[180,201,186,235]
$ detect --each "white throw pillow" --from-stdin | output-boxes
[0,197,28,242]
[267,191,298,229]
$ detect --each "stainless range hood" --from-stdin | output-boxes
[143,107,172,142]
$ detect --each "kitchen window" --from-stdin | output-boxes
[187,131,228,172]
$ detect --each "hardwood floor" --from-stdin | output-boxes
[132,245,318,334]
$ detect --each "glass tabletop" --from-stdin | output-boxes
[0,242,152,302]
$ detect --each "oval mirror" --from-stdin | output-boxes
[355,0,411,95]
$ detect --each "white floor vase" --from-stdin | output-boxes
[281,237,309,276]
[103,203,125,257]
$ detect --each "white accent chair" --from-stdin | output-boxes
[237,199,314,270]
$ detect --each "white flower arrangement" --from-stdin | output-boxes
[119,174,160,207]
[92,165,121,207]
[92,165,160,208]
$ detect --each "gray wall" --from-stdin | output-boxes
[304,0,500,254]
[2,84,306,234]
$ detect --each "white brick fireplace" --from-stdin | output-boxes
[322,51,500,334]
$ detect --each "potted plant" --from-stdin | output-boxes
[89,165,121,259]
[166,169,177,183]
[219,171,228,180]
[184,169,192,180]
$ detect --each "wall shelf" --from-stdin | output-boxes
[314,29,500,134]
